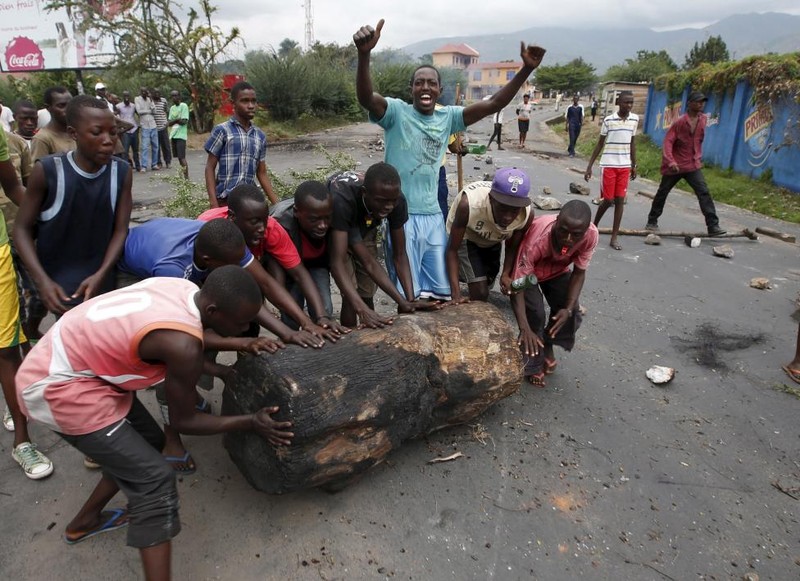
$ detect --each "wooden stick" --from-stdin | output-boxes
[455,82,463,192]
[597,228,759,240]
[755,227,796,244]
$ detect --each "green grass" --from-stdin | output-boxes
[554,118,800,224]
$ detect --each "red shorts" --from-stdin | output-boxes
[600,167,631,200]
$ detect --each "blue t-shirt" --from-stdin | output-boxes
[119,218,253,284]
[371,98,466,215]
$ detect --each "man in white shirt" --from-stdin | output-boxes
[0,98,14,132]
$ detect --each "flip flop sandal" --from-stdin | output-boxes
[544,358,558,375]
[610,242,622,251]
[164,451,197,475]
[63,508,129,545]
[782,365,800,385]
[525,372,546,388]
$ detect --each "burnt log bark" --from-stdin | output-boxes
[223,302,521,494]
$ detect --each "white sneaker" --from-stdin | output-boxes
[12,442,54,480]
[3,406,14,431]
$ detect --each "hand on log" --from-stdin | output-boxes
[284,328,325,349]
[444,296,471,307]
[403,299,444,313]
[357,307,395,329]
[252,407,294,447]
[303,322,341,344]
[240,336,285,355]
[316,316,351,337]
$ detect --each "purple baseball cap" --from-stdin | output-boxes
[489,167,531,207]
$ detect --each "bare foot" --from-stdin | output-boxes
[610,239,622,251]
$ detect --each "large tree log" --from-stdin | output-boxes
[223,302,521,494]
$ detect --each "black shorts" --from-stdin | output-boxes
[59,397,180,548]
[518,119,530,133]
[457,240,501,286]
[171,138,186,160]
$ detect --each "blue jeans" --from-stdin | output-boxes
[567,124,582,155]
[121,130,140,170]
[139,127,159,170]
[280,267,333,330]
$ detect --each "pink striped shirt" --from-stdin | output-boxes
[512,215,598,282]
[16,278,203,435]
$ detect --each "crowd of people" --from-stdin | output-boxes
[0,18,793,581]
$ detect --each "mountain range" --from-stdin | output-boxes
[401,12,800,73]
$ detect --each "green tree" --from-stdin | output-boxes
[684,35,730,69]
[604,50,678,82]
[245,48,359,122]
[278,38,301,60]
[372,63,416,102]
[371,48,414,67]
[417,53,433,66]
[46,0,241,132]
[439,68,467,105]
[534,58,596,95]
[307,41,359,70]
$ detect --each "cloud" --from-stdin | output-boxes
[209,0,800,54]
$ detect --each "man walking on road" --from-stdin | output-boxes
[487,108,505,150]
[645,91,725,236]
[565,96,583,157]
[516,94,533,149]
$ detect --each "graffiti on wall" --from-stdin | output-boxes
[744,104,774,167]
[654,102,683,131]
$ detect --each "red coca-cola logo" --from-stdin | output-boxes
[5,37,44,71]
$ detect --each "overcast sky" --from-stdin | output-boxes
[213,1,800,55]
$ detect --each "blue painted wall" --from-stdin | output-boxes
[643,83,800,193]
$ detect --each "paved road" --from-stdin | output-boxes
[2,107,799,580]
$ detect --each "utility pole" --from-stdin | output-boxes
[304,0,314,51]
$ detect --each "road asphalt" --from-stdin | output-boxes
[1,103,798,581]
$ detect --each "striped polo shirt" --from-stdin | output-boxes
[598,111,639,168]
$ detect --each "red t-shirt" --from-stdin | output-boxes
[300,232,327,262]
[513,215,598,283]
[197,207,301,269]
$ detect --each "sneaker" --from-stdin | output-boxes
[645,222,659,231]
[12,442,54,480]
[707,226,727,236]
[3,406,14,431]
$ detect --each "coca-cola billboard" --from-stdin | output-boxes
[4,37,44,71]
[0,2,134,71]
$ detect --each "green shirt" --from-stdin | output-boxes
[168,102,190,141]
[0,130,10,246]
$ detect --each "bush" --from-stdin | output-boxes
[245,50,360,122]
[161,173,208,218]
[269,146,358,200]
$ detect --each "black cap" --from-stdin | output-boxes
[688,91,708,102]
